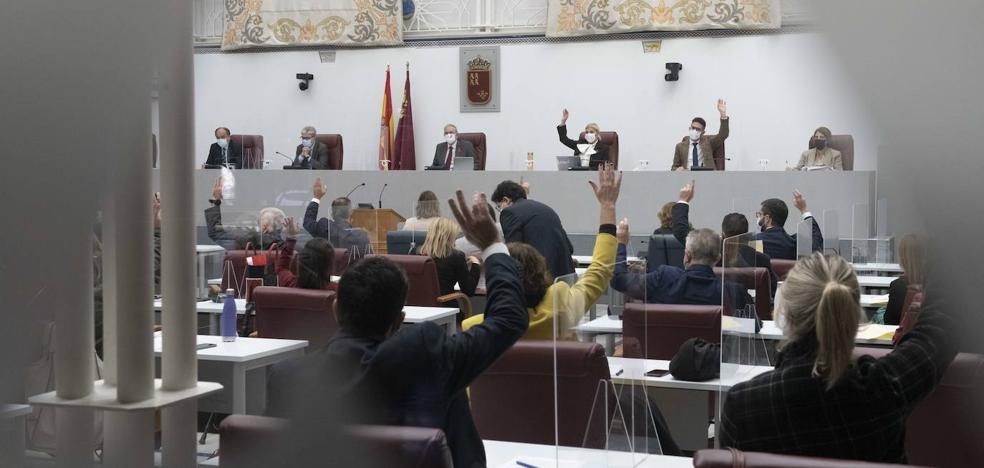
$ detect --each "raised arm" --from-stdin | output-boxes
[672,180,695,246]
[710,99,730,145]
[443,190,529,393]
[557,108,580,152]
[793,190,823,252]
[304,177,327,237]
[609,219,649,301]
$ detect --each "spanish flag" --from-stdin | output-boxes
[378,66,394,170]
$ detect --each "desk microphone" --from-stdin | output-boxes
[377,183,388,208]
[274,151,294,163]
[346,182,366,198]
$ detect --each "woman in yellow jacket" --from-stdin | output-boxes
[463,164,621,340]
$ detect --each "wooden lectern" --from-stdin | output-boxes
[352,208,405,254]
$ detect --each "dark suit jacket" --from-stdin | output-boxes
[557,125,609,170]
[670,202,778,297]
[671,118,729,170]
[266,252,529,468]
[302,201,371,253]
[430,140,478,170]
[884,275,909,326]
[500,198,576,278]
[293,142,329,169]
[755,218,823,260]
[432,251,480,302]
[613,244,737,306]
[204,141,243,169]
[204,204,281,250]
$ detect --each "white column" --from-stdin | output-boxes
[158,0,198,466]
[54,222,96,468]
[102,197,118,387]
[102,411,155,468]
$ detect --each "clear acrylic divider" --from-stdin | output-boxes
[822,209,840,257]
[718,233,775,447]
[730,198,757,228]
[851,203,871,264]
[795,218,814,259]
[875,198,892,263]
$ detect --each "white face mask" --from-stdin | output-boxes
[301,138,313,147]
[445,133,457,144]
[689,129,702,141]
[584,132,597,143]
[216,138,229,149]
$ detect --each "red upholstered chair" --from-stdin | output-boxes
[221,249,283,297]
[770,259,797,281]
[456,132,486,170]
[252,286,337,349]
[314,134,344,169]
[469,341,613,449]
[694,448,922,467]
[808,134,854,170]
[369,254,473,318]
[851,348,984,467]
[579,130,620,169]
[622,303,722,360]
[714,267,773,320]
[231,134,265,169]
[218,415,454,468]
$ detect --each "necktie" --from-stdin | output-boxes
[446,145,454,169]
[692,143,699,168]
[222,148,228,166]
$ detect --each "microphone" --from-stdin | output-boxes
[346,182,366,198]
[377,183,388,208]
[274,151,294,163]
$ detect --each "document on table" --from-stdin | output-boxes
[856,325,895,340]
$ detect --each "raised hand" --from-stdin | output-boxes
[283,216,299,237]
[617,218,630,245]
[312,177,327,200]
[519,176,530,196]
[588,163,622,206]
[717,99,728,118]
[211,177,223,201]
[561,108,569,125]
[448,190,501,251]
[792,190,808,212]
[679,179,695,203]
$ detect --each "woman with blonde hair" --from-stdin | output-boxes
[402,191,441,231]
[884,233,927,325]
[557,108,609,169]
[418,217,480,308]
[721,253,956,462]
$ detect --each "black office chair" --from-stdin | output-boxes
[386,231,427,255]
[646,234,685,273]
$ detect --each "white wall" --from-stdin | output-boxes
[194,31,879,171]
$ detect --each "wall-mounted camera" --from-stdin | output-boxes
[296,73,314,91]
[665,63,682,82]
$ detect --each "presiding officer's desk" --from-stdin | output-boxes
[161,170,875,238]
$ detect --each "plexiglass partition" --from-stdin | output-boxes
[851,202,871,264]
[796,218,814,259]
[822,209,839,256]
[875,198,892,263]
[718,233,775,447]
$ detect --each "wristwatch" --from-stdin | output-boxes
[209,199,221,206]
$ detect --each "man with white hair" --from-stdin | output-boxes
[205,177,285,249]
[611,222,744,306]
[292,125,330,169]
[430,123,478,170]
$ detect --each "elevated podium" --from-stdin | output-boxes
[352,208,405,254]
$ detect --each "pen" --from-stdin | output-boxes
[516,461,539,468]
[614,369,624,376]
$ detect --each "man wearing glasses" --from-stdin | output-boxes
[672,99,730,171]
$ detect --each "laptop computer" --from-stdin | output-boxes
[556,155,578,171]
[452,157,474,171]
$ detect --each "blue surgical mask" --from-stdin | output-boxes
[216,138,229,149]
[301,139,313,147]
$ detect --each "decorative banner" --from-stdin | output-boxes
[459,47,500,113]
[222,0,403,50]
[546,0,781,37]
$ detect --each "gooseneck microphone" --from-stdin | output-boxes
[274,151,294,163]
[346,182,366,198]
[378,183,388,208]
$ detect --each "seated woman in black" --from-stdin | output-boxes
[418,217,480,315]
[557,108,609,169]
[884,233,926,325]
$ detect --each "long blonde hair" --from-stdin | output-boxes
[777,253,862,389]
[418,217,459,259]
[898,233,927,285]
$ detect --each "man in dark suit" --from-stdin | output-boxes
[204,177,284,250]
[430,124,479,170]
[292,125,330,169]
[671,180,778,297]
[303,177,371,254]
[755,191,823,260]
[203,127,243,169]
[671,99,730,171]
[491,179,576,278]
[266,191,528,468]
[612,222,742,305]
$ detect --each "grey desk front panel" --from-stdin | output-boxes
[157,170,874,238]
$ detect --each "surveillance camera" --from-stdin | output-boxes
[665,63,682,82]
[296,73,314,91]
